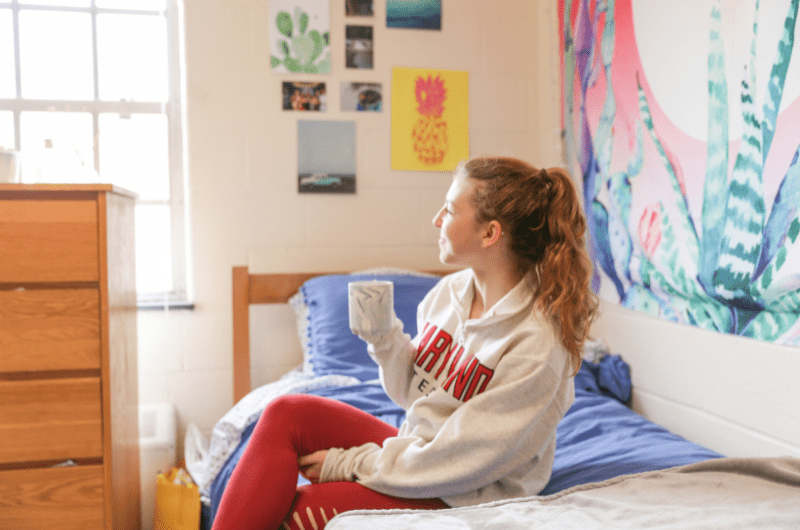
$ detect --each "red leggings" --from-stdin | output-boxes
[211,394,447,530]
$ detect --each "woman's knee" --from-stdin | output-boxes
[262,394,324,423]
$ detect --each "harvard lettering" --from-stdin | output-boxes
[414,323,494,402]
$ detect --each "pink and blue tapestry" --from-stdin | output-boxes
[561,0,800,345]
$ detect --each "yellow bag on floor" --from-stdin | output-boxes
[154,467,201,530]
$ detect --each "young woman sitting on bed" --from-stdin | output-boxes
[211,156,599,530]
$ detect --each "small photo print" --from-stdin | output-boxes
[283,82,327,111]
[387,0,441,30]
[345,25,373,69]
[346,0,373,17]
[298,120,357,194]
[341,82,382,112]
[270,0,331,73]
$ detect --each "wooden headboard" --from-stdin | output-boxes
[231,266,451,403]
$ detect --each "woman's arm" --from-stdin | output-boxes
[357,317,416,408]
[357,285,439,409]
[319,338,573,501]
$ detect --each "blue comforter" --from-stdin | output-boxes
[206,356,721,524]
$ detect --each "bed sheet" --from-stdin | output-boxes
[326,457,800,529]
[203,356,722,525]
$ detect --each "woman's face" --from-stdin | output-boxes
[432,169,487,267]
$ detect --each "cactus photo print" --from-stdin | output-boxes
[561,0,800,345]
[391,67,468,171]
[270,0,331,74]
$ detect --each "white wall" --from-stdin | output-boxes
[592,300,800,458]
[136,1,800,496]
[137,0,563,458]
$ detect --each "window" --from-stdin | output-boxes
[0,0,190,307]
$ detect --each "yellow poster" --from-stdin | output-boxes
[391,67,468,171]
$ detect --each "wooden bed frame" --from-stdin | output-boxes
[231,266,451,403]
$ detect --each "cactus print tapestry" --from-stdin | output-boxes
[561,0,800,345]
[391,67,469,171]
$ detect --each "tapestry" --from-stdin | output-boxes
[561,0,800,345]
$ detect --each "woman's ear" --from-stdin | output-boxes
[482,220,503,248]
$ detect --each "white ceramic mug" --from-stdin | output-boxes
[348,280,394,335]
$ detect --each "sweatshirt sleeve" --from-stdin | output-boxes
[318,332,572,501]
[357,283,440,409]
[362,317,416,409]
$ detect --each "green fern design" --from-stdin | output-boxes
[648,205,710,308]
[742,294,800,340]
[593,0,617,175]
[712,65,765,300]
[762,0,799,158]
[751,218,800,302]
[699,0,730,291]
[561,0,576,169]
[637,78,699,250]
[639,254,731,331]
[607,171,633,286]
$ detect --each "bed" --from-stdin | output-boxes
[195,266,800,529]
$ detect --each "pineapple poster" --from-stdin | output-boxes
[391,67,468,171]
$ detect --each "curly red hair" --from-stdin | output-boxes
[462,156,598,374]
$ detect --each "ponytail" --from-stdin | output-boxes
[465,157,598,374]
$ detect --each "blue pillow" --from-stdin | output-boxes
[300,273,442,381]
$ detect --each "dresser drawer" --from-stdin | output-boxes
[0,465,104,530]
[0,199,99,283]
[0,378,102,463]
[0,288,101,373]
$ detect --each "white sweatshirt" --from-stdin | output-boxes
[319,269,575,507]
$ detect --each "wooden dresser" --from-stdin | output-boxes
[0,184,140,530]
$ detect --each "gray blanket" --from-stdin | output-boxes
[327,457,800,529]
